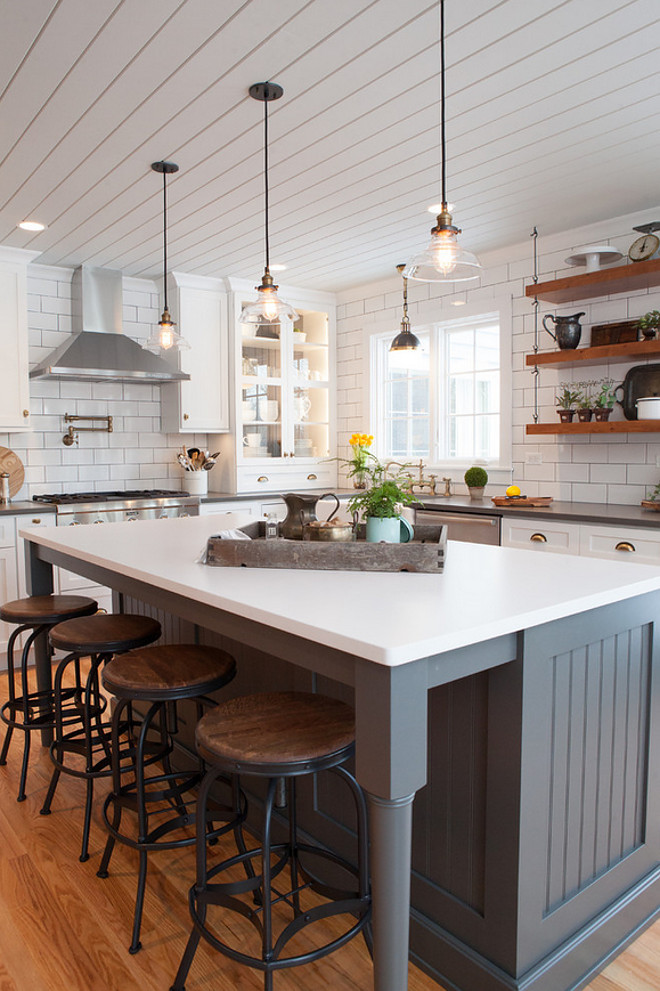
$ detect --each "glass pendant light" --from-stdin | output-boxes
[240,82,297,334]
[404,0,481,284]
[145,160,190,353]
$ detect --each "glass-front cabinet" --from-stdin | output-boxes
[212,284,336,494]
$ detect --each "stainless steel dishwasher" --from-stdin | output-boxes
[415,508,501,545]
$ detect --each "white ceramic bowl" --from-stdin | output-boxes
[636,397,660,419]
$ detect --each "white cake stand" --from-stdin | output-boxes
[564,244,623,272]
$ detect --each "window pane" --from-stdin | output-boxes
[475,370,499,413]
[412,417,429,455]
[449,416,474,460]
[388,379,409,414]
[475,327,499,369]
[448,331,474,373]
[449,375,474,414]
[411,377,429,413]
[475,415,499,459]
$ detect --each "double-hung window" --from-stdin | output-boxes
[370,301,511,468]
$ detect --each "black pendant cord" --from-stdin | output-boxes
[440,0,447,207]
[162,168,169,312]
[263,90,270,275]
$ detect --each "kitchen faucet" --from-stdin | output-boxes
[405,460,437,496]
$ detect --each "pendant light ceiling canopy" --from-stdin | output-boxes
[390,263,422,354]
[145,160,190,353]
[240,82,298,332]
[404,0,481,284]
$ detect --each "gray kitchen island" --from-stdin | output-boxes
[21,514,660,991]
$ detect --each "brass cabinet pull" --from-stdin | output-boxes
[307,473,318,480]
[31,518,41,524]
[183,413,190,421]
[257,475,269,483]
[615,541,635,552]
[530,533,547,543]
[22,409,29,418]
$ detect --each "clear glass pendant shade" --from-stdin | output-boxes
[144,311,190,353]
[240,284,298,325]
[404,229,481,283]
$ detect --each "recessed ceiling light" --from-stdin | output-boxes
[18,220,47,232]
[427,203,454,214]
[269,263,287,272]
[450,299,466,306]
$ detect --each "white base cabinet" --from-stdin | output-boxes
[502,516,660,565]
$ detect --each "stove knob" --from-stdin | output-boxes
[69,521,81,526]
[127,515,138,522]
[93,519,105,524]
[159,513,168,519]
[180,512,190,518]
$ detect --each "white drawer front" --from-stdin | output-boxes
[579,524,660,565]
[200,500,258,517]
[236,464,335,493]
[501,517,580,554]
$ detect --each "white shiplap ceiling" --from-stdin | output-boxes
[1,0,658,292]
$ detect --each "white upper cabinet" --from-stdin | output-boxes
[0,247,40,431]
[210,279,337,494]
[161,272,230,433]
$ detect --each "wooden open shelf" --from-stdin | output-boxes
[525,258,660,303]
[526,420,660,435]
[525,339,660,368]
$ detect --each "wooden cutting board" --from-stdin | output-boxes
[0,447,25,498]
[491,496,553,507]
[641,500,660,512]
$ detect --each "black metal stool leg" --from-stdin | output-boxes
[97,697,130,879]
[17,728,31,803]
[0,626,21,766]
[129,849,148,955]
[128,700,161,953]
[40,650,69,816]
[262,777,278,991]
[79,777,94,863]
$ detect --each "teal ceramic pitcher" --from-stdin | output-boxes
[365,516,413,544]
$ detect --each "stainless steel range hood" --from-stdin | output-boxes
[30,266,189,383]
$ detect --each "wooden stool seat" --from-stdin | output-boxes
[171,691,369,991]
[49,613,161,654]
[196,692,355,773]
[102,644,236,701]
[0,594,97,626]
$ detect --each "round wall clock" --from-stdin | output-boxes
[628,233,660,262]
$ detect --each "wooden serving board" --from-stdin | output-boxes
[206,521,447,573]
[0,447,25,498]
[641,500,660,512]
[491,496,553,507]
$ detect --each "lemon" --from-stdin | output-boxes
[506,484,521,498]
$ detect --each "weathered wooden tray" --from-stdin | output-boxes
[205,521,447,573]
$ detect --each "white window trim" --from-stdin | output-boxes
[363,295,513,472]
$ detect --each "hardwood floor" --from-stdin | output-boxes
[0,668,657,991]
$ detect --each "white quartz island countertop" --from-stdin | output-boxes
[20,513,660,666]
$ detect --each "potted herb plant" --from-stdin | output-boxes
[555,383,580,422]
[576,381,595,422]
[464,465,488,500]
[592,378,616,421]
[637,310,660,340]
[348,459,418,543]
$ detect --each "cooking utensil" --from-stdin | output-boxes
[616,363,660,419]
[0,447,25,497]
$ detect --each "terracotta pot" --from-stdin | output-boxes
[557,409,575,422]
[593,408,612,421]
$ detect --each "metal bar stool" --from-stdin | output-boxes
[171,692,371,991]
[40,613,162,862]
[97,643,242,954]
[0,594,99,802]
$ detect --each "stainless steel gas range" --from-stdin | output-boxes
[32,489,200,525]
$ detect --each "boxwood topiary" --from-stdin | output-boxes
[464,466,488,488]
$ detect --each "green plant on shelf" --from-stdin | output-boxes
[555,384,581,410]
[647,481,660,502]
[576,381,596,409]
[637,310,660,340]
[592,379,617,409]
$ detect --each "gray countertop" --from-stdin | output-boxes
[203,491,660,529]
[0,501,56,517]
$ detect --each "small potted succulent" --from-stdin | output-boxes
[592,378,616,421]
[555,383,580,422]
[464,465,488,501]
[576,381,595,422]
[637,310,660,341]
